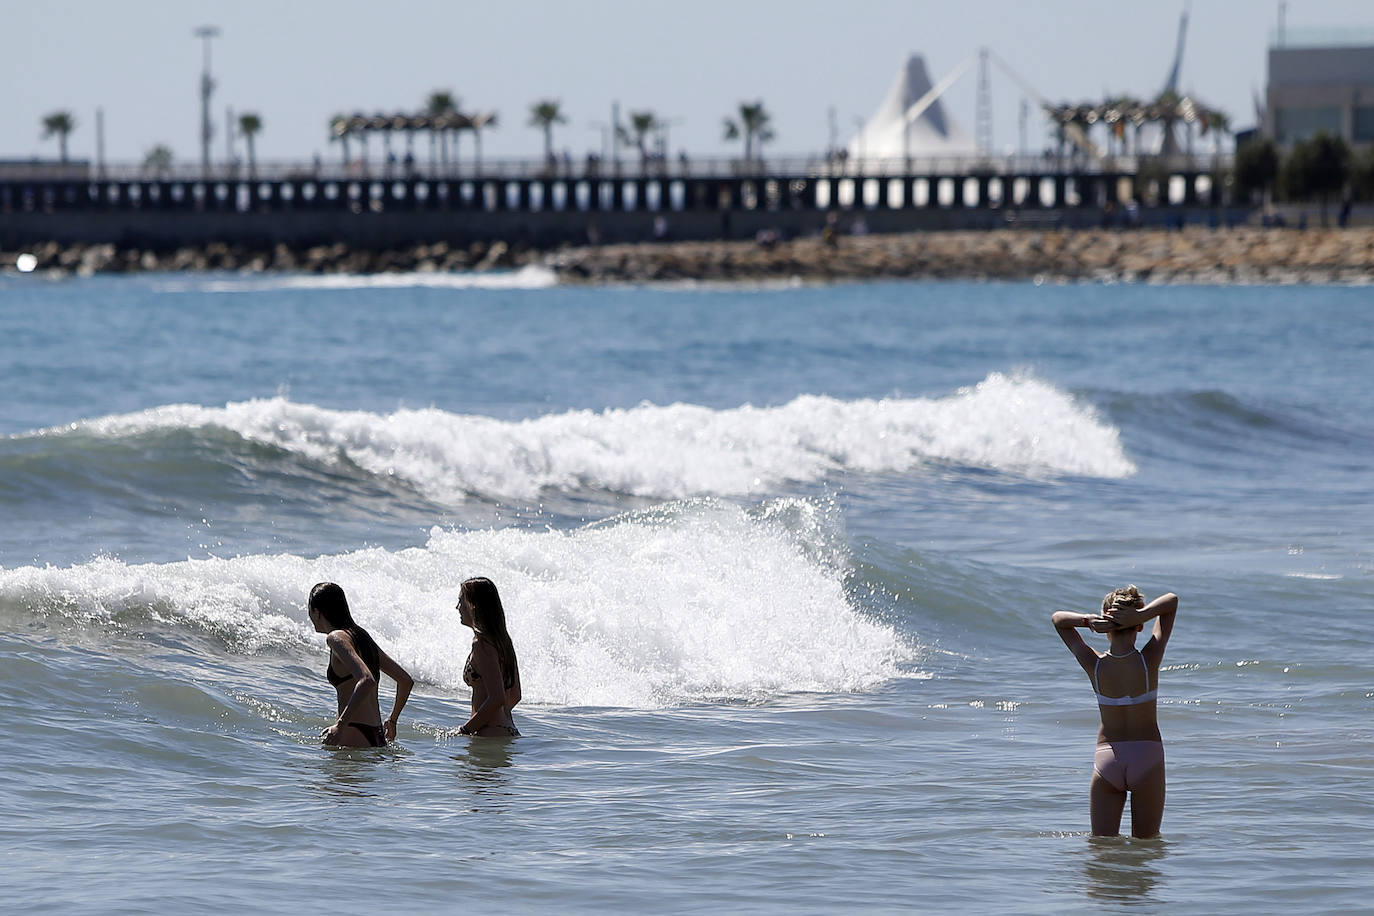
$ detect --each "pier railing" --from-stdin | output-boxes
[0,152,1232,184]
[0,151,1239,227]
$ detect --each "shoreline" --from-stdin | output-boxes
[4,227,1374,285]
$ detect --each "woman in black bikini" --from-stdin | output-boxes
[455,577,522,737]
[1052,585,1179,837]
[308,581,414,748]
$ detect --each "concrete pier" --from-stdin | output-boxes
[1,158,1237,249]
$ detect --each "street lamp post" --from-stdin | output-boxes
[194,25,220,177]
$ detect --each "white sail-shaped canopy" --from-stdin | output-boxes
[847,55,978,161]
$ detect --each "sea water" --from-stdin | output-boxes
[0,273,1371,912]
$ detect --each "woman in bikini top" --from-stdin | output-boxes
[1052,585,1179,838]
[455,577,521,738]
[309,581,415,748]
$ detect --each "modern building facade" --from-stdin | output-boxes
[1265,34,1374,148]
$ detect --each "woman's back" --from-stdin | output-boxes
[1092,647,1161,743]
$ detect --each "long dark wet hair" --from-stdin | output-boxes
[462,576,517,689]
[309,582,380,677]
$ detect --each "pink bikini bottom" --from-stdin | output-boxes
[1093,740,1165,792]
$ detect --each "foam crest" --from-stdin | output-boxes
[0,553,315,653]
[31,373,1133,502]
[0,499,909,707]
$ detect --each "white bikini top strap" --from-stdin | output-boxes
[1093,650,1155,705]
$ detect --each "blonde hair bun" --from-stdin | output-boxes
[1102,584,1146,614]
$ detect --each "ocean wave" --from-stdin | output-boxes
[1095,387,1372,481]
[1103,387,1367,446]
[0,498,908,707]
[13,373,1135,503]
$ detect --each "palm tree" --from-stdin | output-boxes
[1283,131,1350,224]
[528,99,566,164]
[238,113,263,178]
[618,110,660,169]
[142,144,174,178]
[1154,89,1184,159]
[472,112,496,176]
[1201,108,1231,158]
[1233,139,1278,204]
[392,115,414,175]
[426,90,459,170]
[1104,95,1139,158]
[342,113,371,171]
[722,101,774,162]
[329,113,352,166]
[41,110,77,163]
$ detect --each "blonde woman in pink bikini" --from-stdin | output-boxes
[1053,586,1179,838]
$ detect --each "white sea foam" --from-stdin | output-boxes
[0,499,908,707]
[34,373,1134,502]
[156,263,559,293]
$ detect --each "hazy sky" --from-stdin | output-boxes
[5,0,1372,167]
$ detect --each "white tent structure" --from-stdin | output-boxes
[847,55,979,164]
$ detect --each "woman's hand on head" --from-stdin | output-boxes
[1103,608,1130,629]
[1087,615,1117,634]
[322,723,342,744]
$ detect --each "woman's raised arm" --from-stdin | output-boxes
[1107,592,1178,663]
[1053,610,1112,675]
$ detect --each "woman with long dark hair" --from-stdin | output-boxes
[308,581,414,748]
[1052,585,1179,837]
[455,576,522,737]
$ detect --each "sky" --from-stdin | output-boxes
[4,0,1373,168]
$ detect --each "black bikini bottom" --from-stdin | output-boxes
[347,722,387,747]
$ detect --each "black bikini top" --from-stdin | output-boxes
[327,662,353,686]
[325,631,380,687]
[463,639,514,689]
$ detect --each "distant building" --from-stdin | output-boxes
[847,55,978,164]
[1264,30,1374,148]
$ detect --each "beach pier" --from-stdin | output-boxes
[0,155,1240,250]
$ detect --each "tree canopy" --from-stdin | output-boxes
[142,144,174,177]
[426,91,459,116]
[723,101,774,161]
[528,100,567,162]
[238,113,263,174]
[41,110,77,162]
[1233,139,1279,201]
[1281,132,1350,203]
[619,110,661,162]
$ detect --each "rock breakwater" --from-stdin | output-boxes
[4,228,1374,285]
[548,228,1374,285]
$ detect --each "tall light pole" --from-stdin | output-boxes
[194,25,220,176]
[95,107,106,178]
